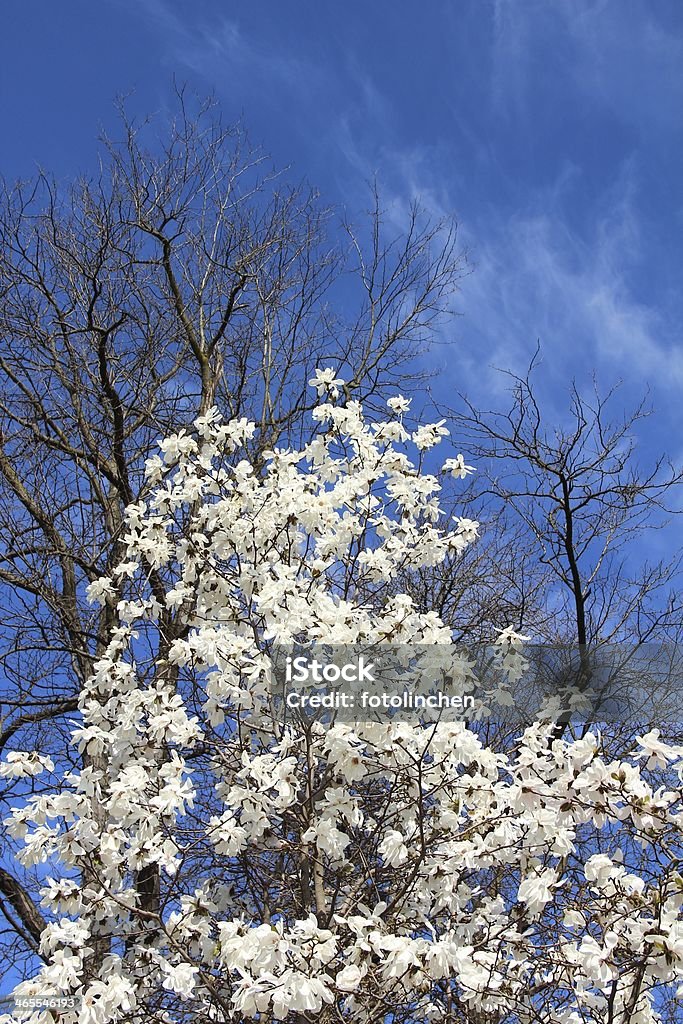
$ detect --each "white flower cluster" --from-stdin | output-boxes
[6,384,683,1024]
[0,751,54,779]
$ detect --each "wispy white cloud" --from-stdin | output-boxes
[562,0,683,132]
[491,0,683,134]
[491,0,539,116]
[322,101,683,426]
[451,169,683,416]
[128,0,319,105]
[185,20,311,95]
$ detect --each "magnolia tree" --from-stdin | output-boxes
[4,376,683,1024]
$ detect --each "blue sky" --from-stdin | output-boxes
[1,0,682,443]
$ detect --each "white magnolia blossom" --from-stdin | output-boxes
[307,367,346,399]
[387,394,411,413]
[378,828,410,867]
[412,419,450,450]
[442,453,475,479]
[5,384,683,1023]
[0,751,55,779]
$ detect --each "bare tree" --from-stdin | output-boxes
[443,353,683,741]
[0,87,468,978]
